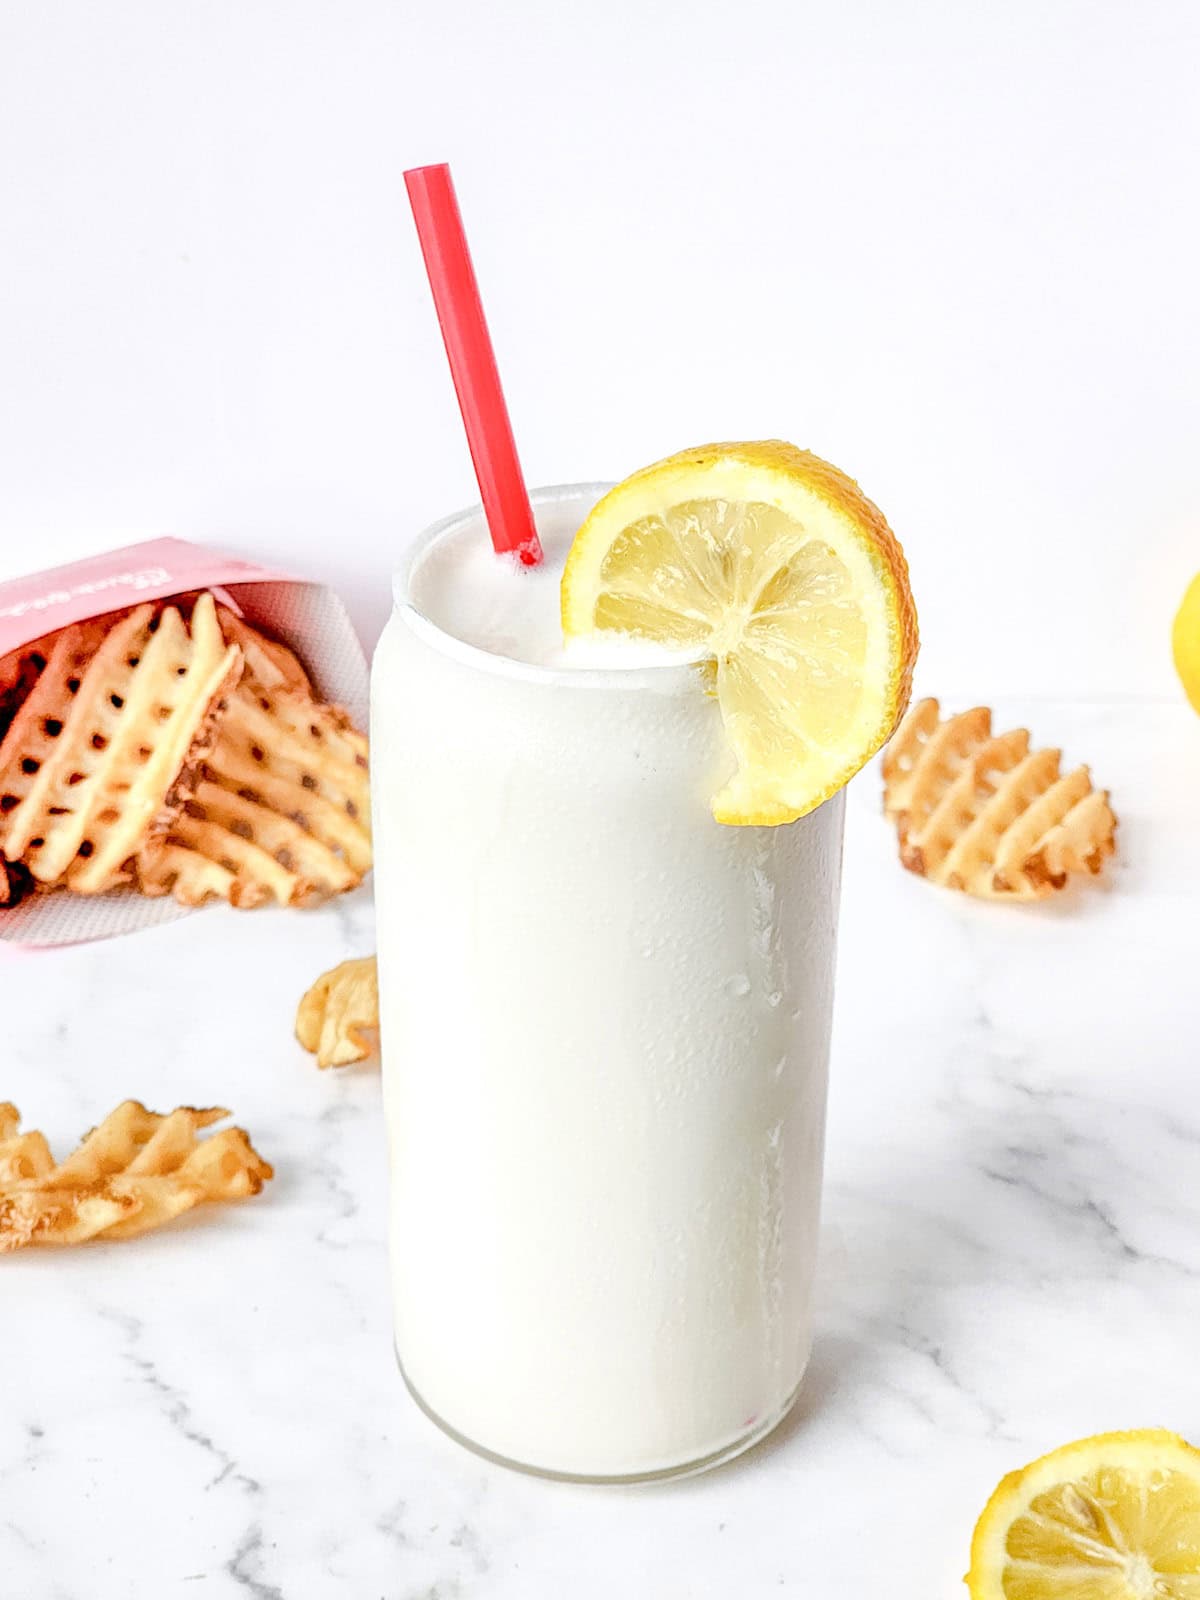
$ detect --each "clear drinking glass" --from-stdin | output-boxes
[371,484,844,1482]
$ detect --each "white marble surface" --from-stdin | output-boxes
[3,698,1198,1599]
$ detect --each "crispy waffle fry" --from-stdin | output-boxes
[0,1101,272,1251]
[137,612,370,908]
[0,595,241,894]
[0,632,55,746]
[216,609,312,697]
[0,859,35,909]
[296,957,379,1067]
[0,645,46,908]
[881,698,1117,901]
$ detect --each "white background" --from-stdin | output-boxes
[1,0,1198,699]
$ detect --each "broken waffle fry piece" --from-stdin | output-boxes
[296,956,379,1067]
[0,1101,272,1251]
[137,613,370,908]
[881,698,1117,901]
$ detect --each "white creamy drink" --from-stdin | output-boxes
[372,484,844,1480]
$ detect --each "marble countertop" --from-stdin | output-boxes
[3,698,1198,1599]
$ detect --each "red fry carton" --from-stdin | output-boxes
[0,538,369,947]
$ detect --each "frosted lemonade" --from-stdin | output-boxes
[373,441,918,1479]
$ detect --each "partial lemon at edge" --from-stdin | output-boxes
[560,440,919,826]
[1172,572,1200,714]
[967,1429,1200,1599]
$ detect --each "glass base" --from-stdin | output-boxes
[396,1347,805,1484]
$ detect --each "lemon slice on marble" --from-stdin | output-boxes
[967,1430,1200,1598]
[560,440,918,825]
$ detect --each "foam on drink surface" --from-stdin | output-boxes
[408,522,696,670]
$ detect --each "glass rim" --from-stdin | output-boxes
[389,481,704,692]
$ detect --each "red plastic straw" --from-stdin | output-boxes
[404,164,542,566]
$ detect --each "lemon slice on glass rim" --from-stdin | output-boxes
[967,1429,1200,1599]
[561,440,918,825]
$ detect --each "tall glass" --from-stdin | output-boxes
[371,484,844,1482]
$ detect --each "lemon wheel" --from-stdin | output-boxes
[561,440,918,825]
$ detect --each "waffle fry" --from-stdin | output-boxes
[0,643,46,908]
[0,860,35,909]
[137,612,370,908]
[0,596,241,894]
[0,1100,273,1251]
[881,698,1117,901]
[0,632,54,746]
[216,610,312,697]
[296,956,379,1067]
